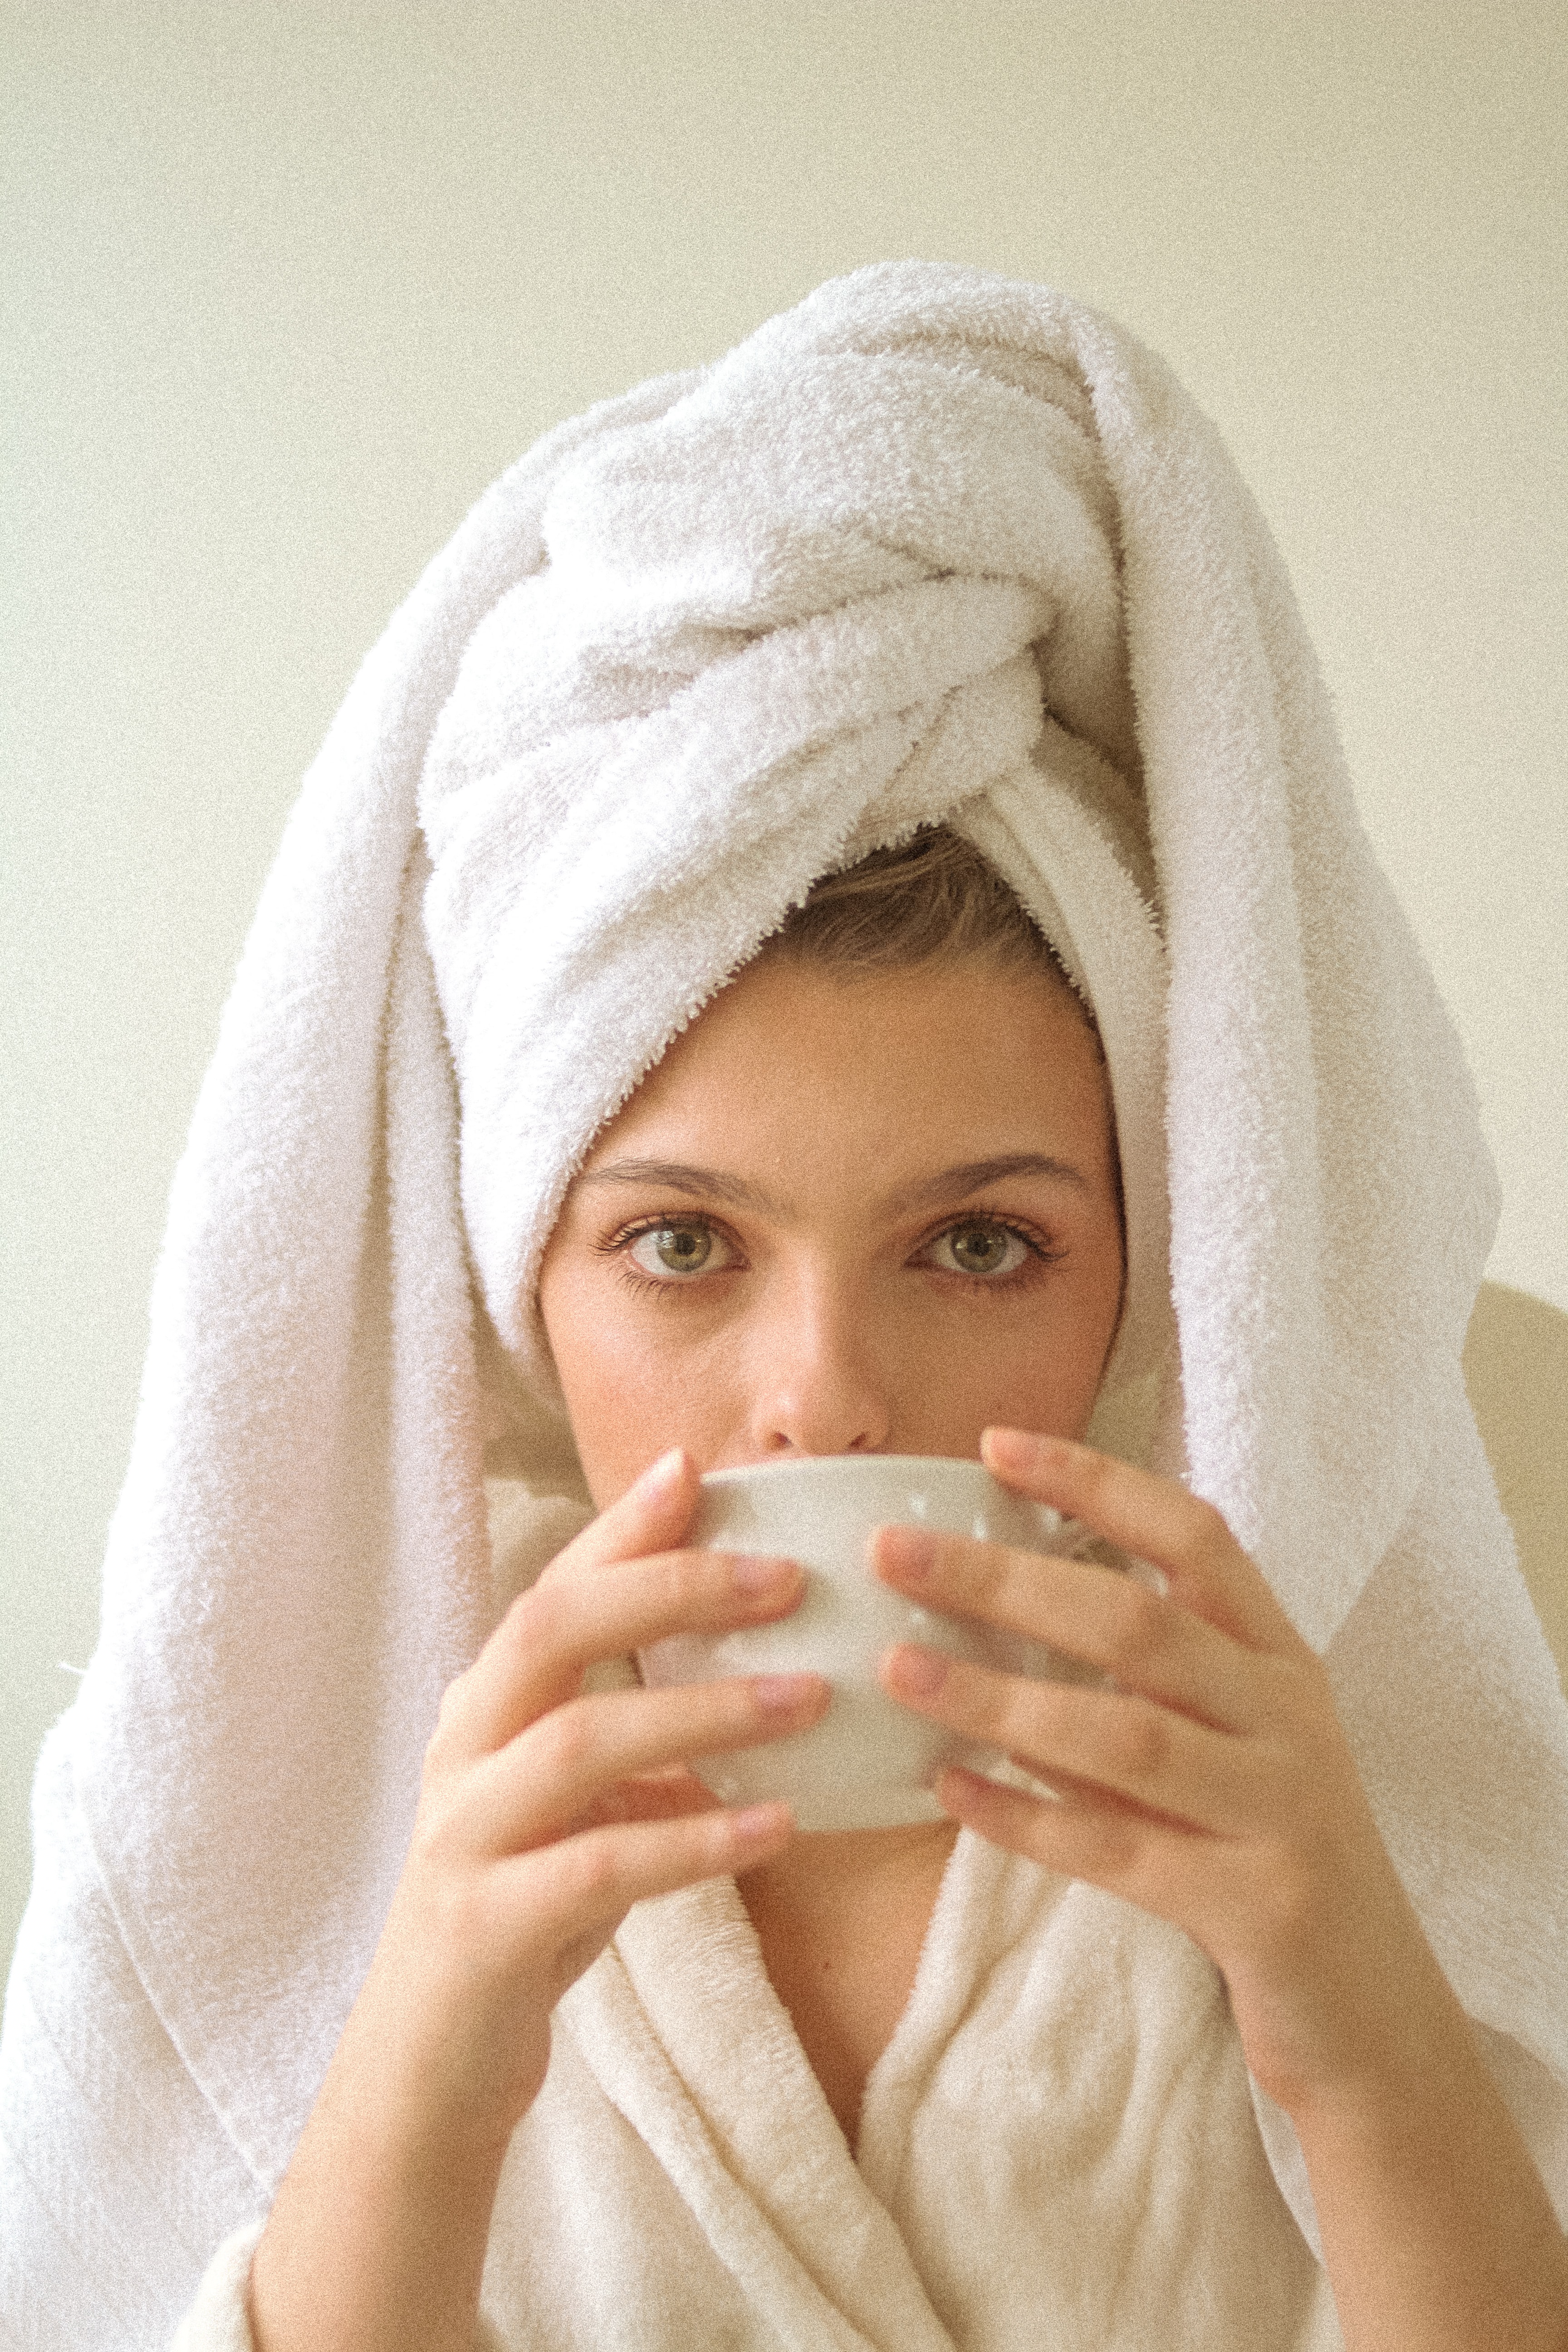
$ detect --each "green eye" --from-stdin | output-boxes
[629,1223,717,1277]
[937,1222,1028,1277]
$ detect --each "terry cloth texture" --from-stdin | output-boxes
[3,260,1566,2348]
[170,1825,1348,2352]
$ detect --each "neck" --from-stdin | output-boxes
[737,1815,960,1913]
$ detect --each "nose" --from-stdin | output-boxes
[745,1272,892,1458]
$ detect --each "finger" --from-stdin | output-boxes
[441,1476,807,1762]
[879,1645,1254,1835]
[930,1763,1202,1902]
[583,1767,723,1827]
[437,1446,703,1756]
[548,1445,703,1578]
[448,1545,807,1760]
[872,1524,1262,1732]
[980,1428,1303,1654]
[509,1799,797,1964]
[462,1672,830,1852]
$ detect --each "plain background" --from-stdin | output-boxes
[3,0,1564,1977]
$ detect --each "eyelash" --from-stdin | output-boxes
[596,1213,1067,1300]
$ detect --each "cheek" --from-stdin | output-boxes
[983,1225,1124,1426]
[1072,1207,1128,1373]
[537,1254,615,1439]
[537,1253,724,1499]
[539,1255,641,1416]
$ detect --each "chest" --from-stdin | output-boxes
[739,1829,957,2147]
[509,1868,1339,2351]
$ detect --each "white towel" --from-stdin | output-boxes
[3,261,1566,2347]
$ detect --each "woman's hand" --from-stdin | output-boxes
[872,1425,1417,2111]
[249,1446,824,2352]
[873,1425,1568,2352]
[375,1443,823,2139]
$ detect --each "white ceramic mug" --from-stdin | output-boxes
[637,1453,1123,1833]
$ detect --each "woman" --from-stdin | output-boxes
[3,263,1566,2351]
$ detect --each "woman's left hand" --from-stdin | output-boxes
[878,1427,1568,2352]
[873,1423,1441,2121]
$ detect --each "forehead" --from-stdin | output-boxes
[581,953,1115,1187]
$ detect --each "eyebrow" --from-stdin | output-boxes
[581,1159,768,1210]
[578,1152,1091,1219]
[885,1152,1092,1212]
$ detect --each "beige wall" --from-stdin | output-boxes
[3,0,1563,1971]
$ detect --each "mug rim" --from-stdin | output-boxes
[699,1451,998,1492]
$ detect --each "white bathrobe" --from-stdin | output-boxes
[174,1845,1346,2350]
[3,260,1565,2351]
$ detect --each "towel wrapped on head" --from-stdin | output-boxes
[3,261,1567,2346]
[418,310,1164,1405]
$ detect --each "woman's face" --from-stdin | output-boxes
[537,953,1126,1509]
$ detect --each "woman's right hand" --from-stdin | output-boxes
[371,1442,823,2140]
[247,1446,821,2352]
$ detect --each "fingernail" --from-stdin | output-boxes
[877,1525,937,1582]
[730,1802,792,1845]
[754,1674,820,1714]
[637,1447,686,1497]
[985,1426,1064,1465]
[891,1646,948,1697]
[732,1554,798,1594]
